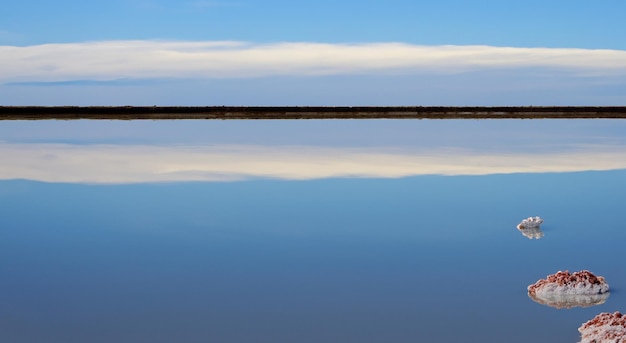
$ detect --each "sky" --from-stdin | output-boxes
[1,0,626,105]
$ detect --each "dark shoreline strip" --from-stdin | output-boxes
[1,106,626,120]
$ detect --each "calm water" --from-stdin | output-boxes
[1,120,625,342]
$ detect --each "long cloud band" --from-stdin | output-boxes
[2,41,626,83]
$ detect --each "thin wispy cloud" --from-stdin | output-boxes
[188,1,233,9]
[134,0,233,11]
[133,0,167,11]
[2,40,626,83]
[0,29,23,44]
[2,143,626,184]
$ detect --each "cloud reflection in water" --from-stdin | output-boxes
[2,143,626,184]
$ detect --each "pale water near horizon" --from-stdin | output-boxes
[1,119,625,342]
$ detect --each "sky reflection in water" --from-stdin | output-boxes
[1,119,625,342]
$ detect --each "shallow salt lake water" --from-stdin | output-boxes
[1,119,625,342]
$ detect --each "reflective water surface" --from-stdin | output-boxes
[1,120,625,342]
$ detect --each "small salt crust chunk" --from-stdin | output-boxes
[517,216,543,230]
[527,270,610,308]
[579,312,626,343]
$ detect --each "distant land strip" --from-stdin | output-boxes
[1,106,626,120]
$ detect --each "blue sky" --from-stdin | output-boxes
[1,0,625,105]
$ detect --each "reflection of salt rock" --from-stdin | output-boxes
[517,216,543,230]
[517,226,544,239]
[579,312,626,343]
[528,270,609,304]
[528,291,609,309]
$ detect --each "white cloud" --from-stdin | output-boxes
[1,40,626,83]
[2,143,626,184]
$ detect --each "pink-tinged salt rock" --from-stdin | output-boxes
[579,312,626,343]
[527,270,609,309]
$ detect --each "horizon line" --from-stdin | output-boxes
[1,106,626,120]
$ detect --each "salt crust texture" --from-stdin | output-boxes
[528,270,610,297]
[579,312,626,343]
[517,216,543,230]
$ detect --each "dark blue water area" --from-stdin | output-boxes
[1,170,625,342]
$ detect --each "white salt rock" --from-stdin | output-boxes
[517,216,543,230]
